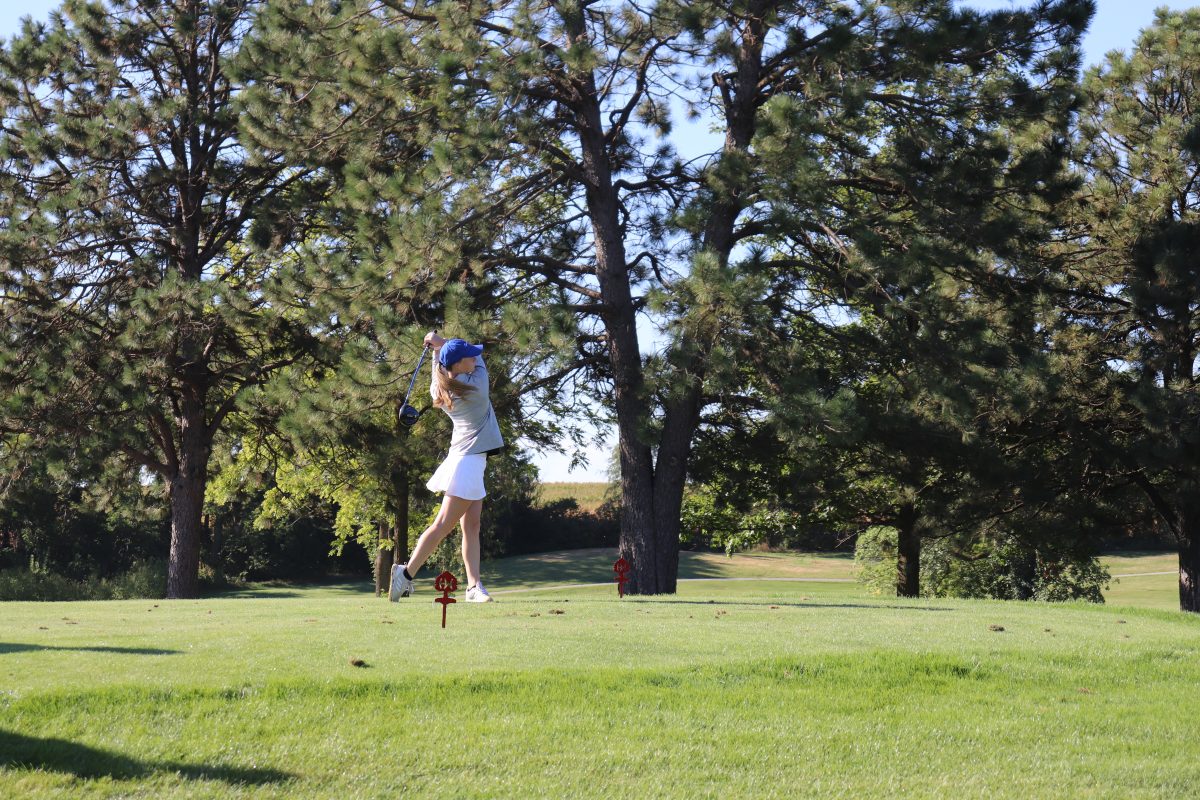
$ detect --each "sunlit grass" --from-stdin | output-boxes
[1,551,1194,798]
[1101,551,1179,610]
[535,481,613,512]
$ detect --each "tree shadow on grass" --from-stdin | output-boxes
[486,549,620,590]
[486,548,860,586]
[614,599,957,612]
[0,643,179,655]
[209,579,372,600]
[494,595,956,611]
[0,729,292,785]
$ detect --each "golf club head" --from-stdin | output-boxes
[398,404,422,428]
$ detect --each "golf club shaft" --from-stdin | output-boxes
[401,344,430,408]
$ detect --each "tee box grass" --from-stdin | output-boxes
[1,551,1197,799]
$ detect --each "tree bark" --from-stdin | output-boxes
[567,52,662,593]
[166,401,210,599]
[563,5,765,594]
[391,464,411,567]
[895,502,921,598]
[1180,519,1200,613]
[1010,547,1038,601]
[210,511,224,584]
[649,392,704,595]
[374,518,393,596]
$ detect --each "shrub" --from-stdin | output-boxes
[0,558,168,601]
[853,526,1110,603]
[213,511,370,582]
[680,486,842,553]
[922,534,1110,603]
[853,526,899,596]
[103,559,168,600]
[0,569,89,601]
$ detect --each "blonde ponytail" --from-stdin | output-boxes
[432,361,477,411]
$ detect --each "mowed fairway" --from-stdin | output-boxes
[2,553,1199,799]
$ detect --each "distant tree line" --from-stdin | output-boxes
[1,2,1197,612]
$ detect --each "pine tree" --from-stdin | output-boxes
[684,0,1094,596]
[1063,8,1200,612]
[0,1,330,598]
[239,0,1091,594]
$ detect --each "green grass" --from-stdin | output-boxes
[535,481,612,512]
[2,551,1196,798]
[483,547,858,590]
[490,547,1182,610]
[1102,551,1179,610]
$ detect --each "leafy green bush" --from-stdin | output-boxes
[681,491,801,553]
[0,559,167,601]
[922,534,1110,603]
[853,526,899,596]
[679,485,841,553]
[103,559,168,600]
[0,568,89,601]
[853,527,1110,603]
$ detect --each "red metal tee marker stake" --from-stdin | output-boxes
[613,557,630,598]
[434,571,457,628]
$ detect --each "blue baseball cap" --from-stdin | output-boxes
[438,338,483,368]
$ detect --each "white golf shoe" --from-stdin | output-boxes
[389,564,414,601]
[465,583,493,603]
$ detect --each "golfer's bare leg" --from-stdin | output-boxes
[460,499,484,587]
[406,494,472,575]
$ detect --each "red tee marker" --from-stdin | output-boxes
[434,571,458,628]
[613,557,630,598]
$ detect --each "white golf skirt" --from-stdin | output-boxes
[426,453,488,500]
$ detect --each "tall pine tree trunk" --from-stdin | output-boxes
[167,397,210,599]
[210,511,224,584]
[895,502,921,598]
[604,259,661,593]
[1010,547,1038,601]
[375,466,412,595]
[1179,511,1200,613]
[391,465,410,567]
[630,3,764,594]
[649,393,705,595]
[564,5,764,594]
[374,519,392,596]
[571,70,665,594]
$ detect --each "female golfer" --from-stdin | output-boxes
[389,331,502,603]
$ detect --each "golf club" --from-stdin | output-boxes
[398,341,431,428]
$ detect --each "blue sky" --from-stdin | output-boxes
[2,1,1192,481]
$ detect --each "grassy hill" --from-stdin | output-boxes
[1,551,1196,798]
[536,481,612,512]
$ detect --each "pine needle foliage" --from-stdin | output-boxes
[0,1,332,597]
[237,0,1092,594]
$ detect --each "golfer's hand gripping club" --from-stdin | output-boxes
[398,333,433,428]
